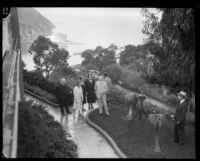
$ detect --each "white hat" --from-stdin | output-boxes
[177,91,187,98]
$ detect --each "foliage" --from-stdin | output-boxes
[81,44,117,71]
[89,104,195,158]
[124,93,139,105]
[118,65,180,107]
[29,36,69,79]
[148,113,167,127]
[24,82,58,104]
[142,8,195,96]
[23,69,59,95]
[48,67,77,88]
[102,64,122,83]
[119,44,154,74]
[119,66,145,93]
[148,113,167,152]
[23,69,74,106]
[17,101,78,158]
[107,87,125,104]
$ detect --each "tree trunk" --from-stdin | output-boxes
[154,124,161,152]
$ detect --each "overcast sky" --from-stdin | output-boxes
[35,7,161,54]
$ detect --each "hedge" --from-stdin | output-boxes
[17,101,78,158]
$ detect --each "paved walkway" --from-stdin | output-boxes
[46,103,118,158]
[25,92,118,158]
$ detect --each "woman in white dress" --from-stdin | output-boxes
[73,81,83,122]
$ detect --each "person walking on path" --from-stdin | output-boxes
[73,80,84,122]
[55,78,74,125]
[104,72,112,110]
[85,74,96,110]
[171,91,188,145]
[95,75,110,116]
[79,77,86,112]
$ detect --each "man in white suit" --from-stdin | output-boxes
[95,75,110,116]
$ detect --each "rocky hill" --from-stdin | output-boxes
[18,8,54,42]
[18,8,55,54]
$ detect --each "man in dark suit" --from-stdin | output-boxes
[171,91,188,145]
[55,78,74,116]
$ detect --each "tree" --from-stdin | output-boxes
[119,44,153,74]
[29,36,69,79]
[102,64,121,83]
[142,8,195,96]
[148,112,166,152]
[81,44,117,71]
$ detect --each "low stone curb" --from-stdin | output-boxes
[85,108,127,159]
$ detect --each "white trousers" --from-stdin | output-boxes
[97,94,109,114]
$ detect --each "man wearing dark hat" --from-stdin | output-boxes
[171,91,188,145]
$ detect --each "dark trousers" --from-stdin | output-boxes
[60,105,69,115]
[174,122,185,143]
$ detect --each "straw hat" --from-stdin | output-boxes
[177,91,187,98]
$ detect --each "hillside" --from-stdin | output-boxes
[18,8,54,41]
[18,8,55,55]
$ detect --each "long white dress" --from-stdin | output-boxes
[73,85,83,121]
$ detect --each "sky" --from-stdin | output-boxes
[34,7,161,54]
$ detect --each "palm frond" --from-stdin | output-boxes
[124,93,138,104]
[148,113,166,127]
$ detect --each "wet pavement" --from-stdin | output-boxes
[42,101,119,158]
[25,93,118,158]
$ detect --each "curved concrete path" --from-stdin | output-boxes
[47,103,119,158]
[24,93,118,158]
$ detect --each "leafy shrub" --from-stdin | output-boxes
[18,101,78,158]
[24,82,58,104]
[141,83,179,107]
[17,101,51,158]
[107,87,125,104]
[102,64,122,83]
[84,63,99,71]
[48,68,77,89]
[119,66,145,92]
[23,69,74,107]
[23,69,63,95]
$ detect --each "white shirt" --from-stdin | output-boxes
[180,99,185,104]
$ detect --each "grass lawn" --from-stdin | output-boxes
[88,103,195,158]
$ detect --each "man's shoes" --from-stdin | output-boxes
[170,139,179,143]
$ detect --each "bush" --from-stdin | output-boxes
[48,68,77,89]
[18,101,78,158]
[119,66,145,92]
[84,63,99,71]
[107,87,125,104]
[23,69,74,107]
[141,83,179,107]
[102,64,122,83]
[24,82,58,104]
